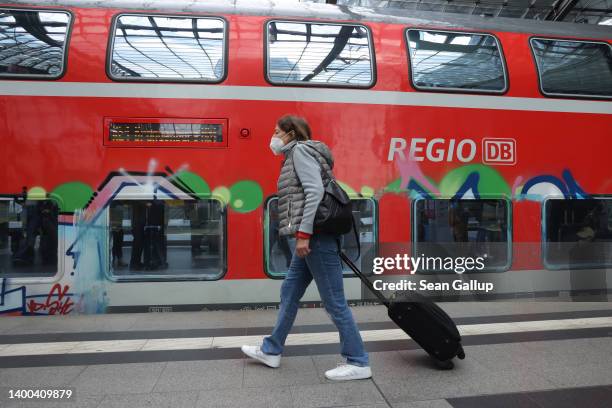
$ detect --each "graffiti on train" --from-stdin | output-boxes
[62,160,262,314]
[0,278,74,316]
[27,283,74,315]
[388,159,589,201]
[1,160,264,316]
[0,156,592,317]
[21,160,264,215]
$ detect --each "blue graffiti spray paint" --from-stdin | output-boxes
[521,169,590,201]
[69,209,109,314]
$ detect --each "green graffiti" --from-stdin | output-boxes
[384,178,403,193]
[360,186,375,198]
[408,178,436,199]
[383,176,436,194]
[27,186,46,200]
[212,186,231,205]
[50,182,94,212]
[229,181,263,213]
[439,164,511,198]
[175,171,211,199]
[338,181,358,197]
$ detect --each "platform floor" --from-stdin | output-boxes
[0,301,611,408]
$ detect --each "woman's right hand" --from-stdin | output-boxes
[295,238,311,257]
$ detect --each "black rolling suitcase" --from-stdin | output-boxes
[340,252,465,369]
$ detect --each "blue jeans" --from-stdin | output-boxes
[261,233,369,367]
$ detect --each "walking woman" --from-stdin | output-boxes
[241,115,371,381]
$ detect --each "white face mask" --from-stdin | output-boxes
[269,136,284,155]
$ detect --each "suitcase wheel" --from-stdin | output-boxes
[457,345,466,360]
[433,358,454,370]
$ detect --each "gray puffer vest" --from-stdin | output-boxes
[277,140,334,236]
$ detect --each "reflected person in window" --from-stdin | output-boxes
[269,199,292,269]
[241,115,371,381]
[12,201,41,266]
[110,202,127,268]
[129,201,146,271]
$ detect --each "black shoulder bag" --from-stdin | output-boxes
[292,145,353,235]
[292,145,362,263]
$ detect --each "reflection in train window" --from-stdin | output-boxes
[531,38,612,98]
[266,21,374,87]
[0,9,71,78]
[265,197,377,277]
[413,199,511,272]
[109,14,226,82]
[544,199,612,268]
[406,29,507,93]
[0,198,58,277]
[109,199,225,279]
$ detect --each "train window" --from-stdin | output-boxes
[265,197,377,277]
[266,21,374,87]
[109,14,226,82]
[544,199,612,268]
[108,199,226,280]
[413,199,511,272]
[0,9,71,79]
[531,38,612,98]
[0,198,58,277]
[406,29,507,93]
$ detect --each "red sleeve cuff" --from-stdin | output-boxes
[295,231,312,239]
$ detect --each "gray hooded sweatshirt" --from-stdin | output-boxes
[277,139,334,236]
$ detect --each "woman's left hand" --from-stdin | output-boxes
[295,238,311,257]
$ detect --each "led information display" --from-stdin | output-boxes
[104,118,228,147]
[109,122,223,143]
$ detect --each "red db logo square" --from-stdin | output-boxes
[483,138,516,165]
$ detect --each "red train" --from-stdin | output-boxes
[1,0,611,315]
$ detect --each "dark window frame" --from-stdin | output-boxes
[411,197,513,274]
[0,7,74,80]
[106,12,229,84]
[405,27,509,95]
[0,194,61,280]
[106,196,228,282]
[264,18,377,89]
[542,196,612,270]
[529,36,612,100]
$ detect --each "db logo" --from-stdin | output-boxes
[483,138,516,165]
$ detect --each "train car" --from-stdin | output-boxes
[0,0,611,315]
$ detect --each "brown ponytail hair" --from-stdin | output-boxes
[277,114,311,141]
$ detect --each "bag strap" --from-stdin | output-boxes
[292,143,334,186]
[333,212,360,263]
[351,212,361,262]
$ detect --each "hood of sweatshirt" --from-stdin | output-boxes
[281,139,334,170]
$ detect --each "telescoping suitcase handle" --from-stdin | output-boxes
[339,251,390,307]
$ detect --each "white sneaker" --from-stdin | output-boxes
[325,364,372,381]
[241,345,281,368]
